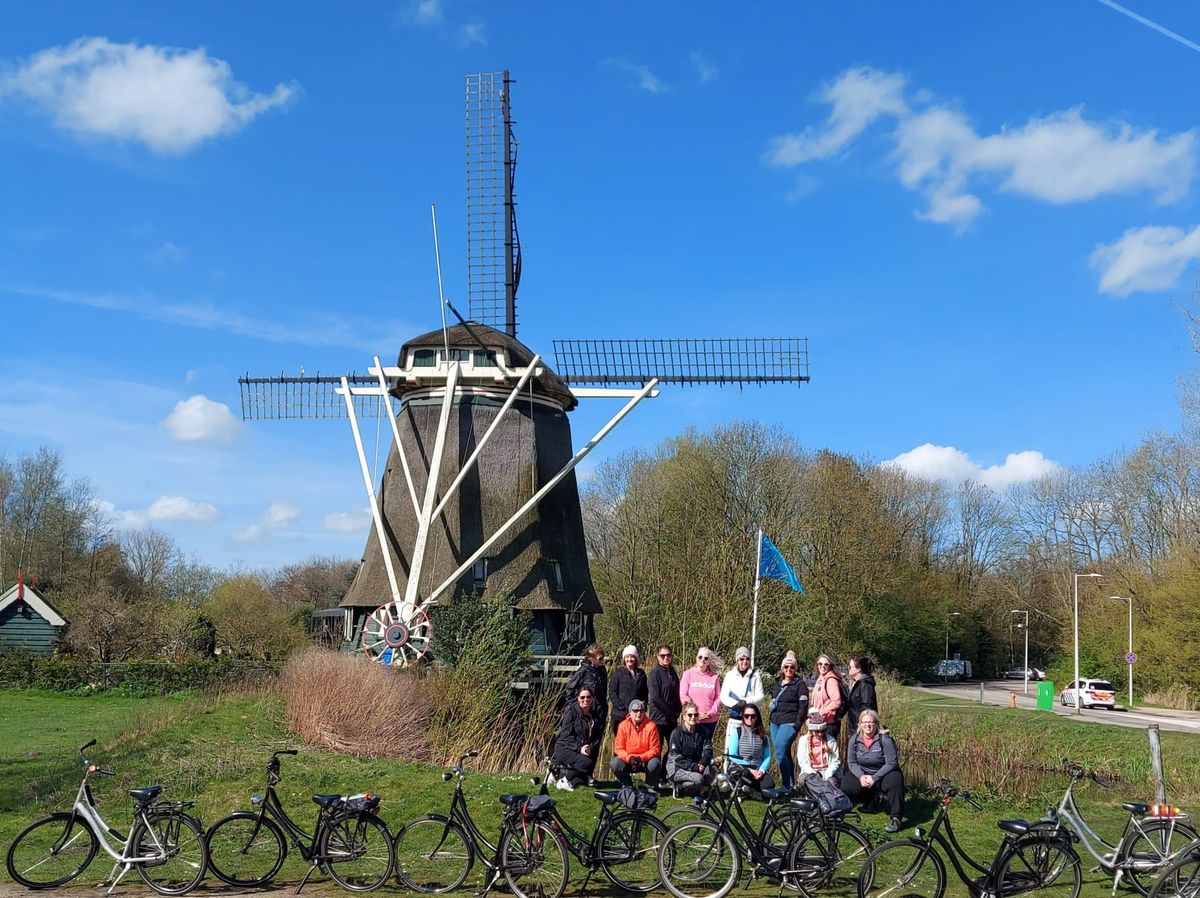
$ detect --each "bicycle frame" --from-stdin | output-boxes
[917,799,1004,892]
[703,773,816,879]
[251,786,319,860]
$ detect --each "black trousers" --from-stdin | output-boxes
[610,756,663,788]
[554,745,596,787]
[841,769,904,818]
[655,723,673,755]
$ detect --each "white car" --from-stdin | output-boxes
[1060,679,1117,710]
[1002,667,1044,681]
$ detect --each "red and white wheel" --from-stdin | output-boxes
[361,602,431,667]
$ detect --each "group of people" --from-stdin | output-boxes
[552,642,906,833]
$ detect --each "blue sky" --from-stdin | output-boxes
[4,1,1200,569]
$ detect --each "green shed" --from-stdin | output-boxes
[0,579,67,656]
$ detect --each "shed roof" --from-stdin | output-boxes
[0,582,67,627]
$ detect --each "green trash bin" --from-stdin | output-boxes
[1036,680,1054,711]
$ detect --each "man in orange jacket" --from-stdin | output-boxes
[610,699,663,788]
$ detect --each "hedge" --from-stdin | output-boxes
[0,650,282,695]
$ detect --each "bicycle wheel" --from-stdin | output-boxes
[994,833,1080,898]
[319,813,395,891]
[1148,844,1200,898]
[6,812,98,889]
[204,811,286,886]
[761,808,804,869]
[393,815,474,893]
[788,821,872,898]
[598,811,669,892]
[657,819,741,898]
[858,839,946,898]
[1122,820,1200,895]
[498,818,569,898]
[131,811,208,895]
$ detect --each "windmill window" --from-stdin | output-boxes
[412,349,437,368]
[549,560,564,593]
[445,348,472,363]
[472,558,489,589]
[564,611,586,644]
[473,349,499,368]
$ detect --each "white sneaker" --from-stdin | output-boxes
[556,777,575,792]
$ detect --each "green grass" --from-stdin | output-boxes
[1,684,1198,898]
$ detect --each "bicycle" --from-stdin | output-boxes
[5,738,207,895]
[1037,758,1197,895]
[391,750,569,898]
[1144,842,1200,898]
[657,761,872,898]
[857,778,1081,898]
[203,748,394,893]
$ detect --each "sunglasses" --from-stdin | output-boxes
[817,661,831,667]
[578,695,593,701]
[659,652,672,658]
[697,655,711,661]
[783,663,796,668]
[742,714,758,720]
[684,712,699,718]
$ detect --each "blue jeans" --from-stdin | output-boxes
[771,722,799,789]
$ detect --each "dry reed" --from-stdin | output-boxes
[282,648,434,761]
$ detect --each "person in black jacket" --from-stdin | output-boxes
[553,687,602,790]
[564,643,608,734]
[847,655,878,733]
[666,700,713,797]
[609,644,648,732]
[768,650,810,791]
[648,643,682,753]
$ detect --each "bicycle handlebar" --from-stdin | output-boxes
[1062,757,1110,787]
[273,749,299,758]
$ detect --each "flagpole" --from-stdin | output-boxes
[750,526,763,668]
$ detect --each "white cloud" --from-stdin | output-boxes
[262,500,300,529]
[0,37,296,153]
[603,58,669,95]
[232,524,263,543]
[146,241,185,265]
[163,395,238,444]
[324,507,372,533]
[401,0,443,24]
[767,66,1196,229]
[691,52,719,85]
[147,495,220,523]
[3,284,418,352]
[1091,224,1200,296]
[93,498,147,530]
[458,19,487,46]
[883,443,1060,490]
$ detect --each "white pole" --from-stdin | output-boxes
[432,204,449,360]
[421,379,659,609]
[1023,613,1029,696]
[750,527,763,669]
[340,378,402,607]
[403,362,461,607]
[372,355,421,519]
[1128,597,1134,709]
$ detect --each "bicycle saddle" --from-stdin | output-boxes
[997,819,1032,835]
[311,793,343,807]
[790,798,818,813]
[1123,801,1150,815]
[499,793,530,806]
[760,787,792,803]
[593,790,620,804]
[129,785,163,804]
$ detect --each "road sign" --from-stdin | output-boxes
[1126,651,1138,665]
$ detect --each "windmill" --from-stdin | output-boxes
[239,71,809,667]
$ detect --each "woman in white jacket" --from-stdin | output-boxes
[798,711,840,781]
[720,646,764,740]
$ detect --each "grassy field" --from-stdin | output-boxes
[1,684,1197,897]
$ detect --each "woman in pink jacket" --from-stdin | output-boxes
[678,647,721,741]
[809,653,845,738]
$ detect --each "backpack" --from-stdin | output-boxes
[835,679,850,720]
[805,774,852,814]
[616,786,658,810]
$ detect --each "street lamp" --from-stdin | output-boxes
[1110,595,1134,708]
[945,612,962,663]
[1073,572,1103,714]
[1011,610,1030,695]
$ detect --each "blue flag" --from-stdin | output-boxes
[759,533,805,594]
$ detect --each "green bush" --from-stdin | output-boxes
[0,649,281,695]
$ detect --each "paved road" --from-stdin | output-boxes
[914,679,1200,734]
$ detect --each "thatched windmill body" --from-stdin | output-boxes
[239,72,810,666]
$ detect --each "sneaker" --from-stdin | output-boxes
[692,796,703,807]
[587,777,596,787]
[885,817,902,833]
[556,777,575,792]
[672,783,681,800]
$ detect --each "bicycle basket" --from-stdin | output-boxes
[616,786,658,810]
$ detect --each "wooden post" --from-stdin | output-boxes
[1010,693,1017,709]
[1149,724,1165,802]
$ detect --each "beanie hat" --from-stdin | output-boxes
[782,651,798,667]
[622,644,639,660]
[806,711,827,732]
[735,646,751,661]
